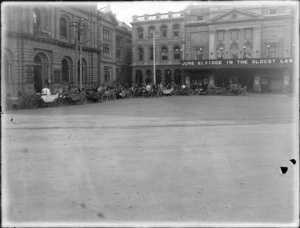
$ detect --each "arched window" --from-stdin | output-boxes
[243,43,252,59]
[161,47,168,60]
[173,24,180,37]
[160,25,167,38]
[149,46,153,61]
[217,44,225,60]
[138,47,144,61]
[148,26,155,38]
[33,8,41,32]
[137,27,143,39]
[196,47,203,60]
[174,46,181,60]
[60,17,67,37]
[230,43,238,59]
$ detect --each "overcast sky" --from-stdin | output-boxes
[97,1,196,25]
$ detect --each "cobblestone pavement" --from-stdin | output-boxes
[2,94,298,227]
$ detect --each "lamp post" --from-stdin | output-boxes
[220,47,224,59]
[267,44,270,58]
[243,46,246,59]
[69,18,90,90]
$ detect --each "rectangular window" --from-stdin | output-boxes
[217,31,225,41]
[149,47,153,61]
[116,36,121,47]
[269,8,278,15]
[173,13,181,18]
[244,28,253,40]
[103,44,110,58]
[137,17,144,21]
[197,15,203,21]
[268,44,277,57]
[103,28,110,41]
[104,67,111,82]
[161,14,168,19]
[116,50,121,60]
[230,29,239,41]
[149,16,156,20]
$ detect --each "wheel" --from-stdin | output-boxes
[187,90,193,96]
[195,90,200,95]
[29,98,38,109]
[56,97,64,106]
[102,95,107,102]
[238,89,245,96]
[80,96,87,104]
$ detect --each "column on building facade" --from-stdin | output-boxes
[209,31,215,59]
[225,30,230,59]
[253,27,261,58]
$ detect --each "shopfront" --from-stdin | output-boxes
[181,58,294,93]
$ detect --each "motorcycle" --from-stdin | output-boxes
[28,92,64,109]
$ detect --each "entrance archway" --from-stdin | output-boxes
[165,69,171,85]
[62,57,73,83]
[156,69,162,84]
[135,70,143,86]
[174,69,181,85]
[34,52,49,92]
[146,69,152,84]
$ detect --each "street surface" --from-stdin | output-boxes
[2,94,298,227]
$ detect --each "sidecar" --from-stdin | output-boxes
[63,91,87,105]
[162,88,174,96]
[28,93,64,109]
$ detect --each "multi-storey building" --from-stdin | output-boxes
[2,3,100,95]
[97,9,132,86]
[131,11,185,85]
[2,3,132,97]
[131,2,297,92]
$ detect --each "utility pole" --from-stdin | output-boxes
[153,30,156,84]
[69,18,90,90]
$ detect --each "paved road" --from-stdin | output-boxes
[2,94,298,226]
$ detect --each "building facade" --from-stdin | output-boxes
[131,11,185,86]
[131,2,297,92]
[2,3,132,96]
[97,10,132,86]
[2,3,101,95]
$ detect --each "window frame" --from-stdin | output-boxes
[161,47,168,61]
[104,66,111,82]
[173,24,180,37]
[138,47,144,61]
[59,17,67,38]
[103,28,111,41]
[103,44,110,58]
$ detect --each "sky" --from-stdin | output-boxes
[97,1,196,25]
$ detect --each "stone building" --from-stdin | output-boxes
[97,10,132,86]
[131,2,297,92]
[2,3,100,95]
[131,11,185,86]
[2,3,132,96]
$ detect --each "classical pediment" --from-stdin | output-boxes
[208,9,264,23]
[101,11,118,25]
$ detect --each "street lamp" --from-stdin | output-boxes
[243,46,246,59]
[69,18,90,90]
[267,45,270,58]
